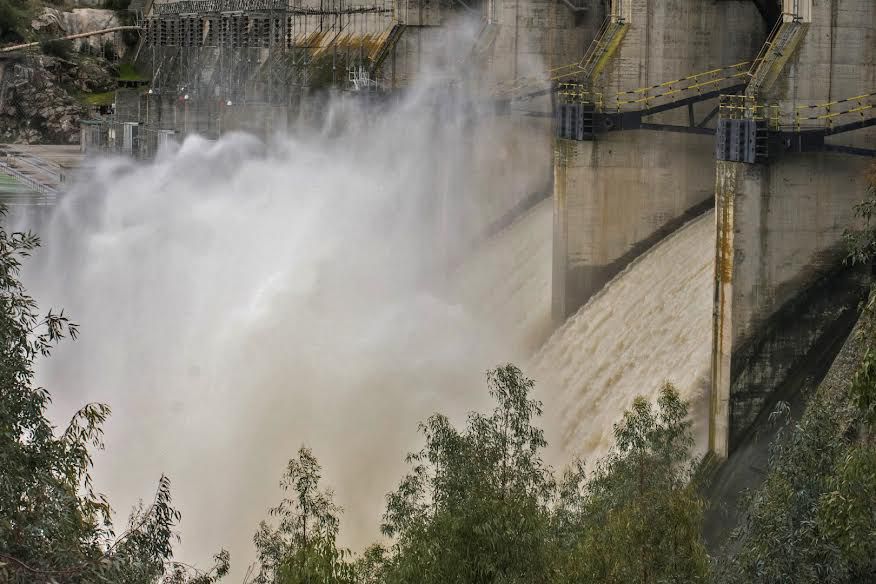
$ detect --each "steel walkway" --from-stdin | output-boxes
[716,92,876,163]
[554,62,751,139]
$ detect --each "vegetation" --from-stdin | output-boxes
[40,38,74,60]
[556,388,709,584]
[714,162,876,584]
[0,208,227,583]
[844,163,876,267]
[248,369,707,584]
[2,166,875,583]
[80,90,115,106]
[0,0,30,43]
[379,366,557,584]
[117,62,150,82]
[253,447,354,584]
[713,292,876,583]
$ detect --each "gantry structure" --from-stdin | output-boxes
[136,0,399,108]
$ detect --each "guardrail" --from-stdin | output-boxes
[153,0,391,15]
[558,62,751,112]
[719,92,875,132]
[0,159,58,201]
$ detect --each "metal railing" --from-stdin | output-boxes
[719,92,875,132]
[493,15,628,99]
[746,14,808,96]
[558,62,751,112]
[153,0,390,16]
[0,159,58,199]
[577,16,627,81]
[792,92,875,130]
[718,94,780,128]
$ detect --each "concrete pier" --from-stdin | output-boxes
[710,0,876,457]
[552,0,765,321]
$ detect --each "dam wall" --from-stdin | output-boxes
[711,0,876,457]
[132,0,602,235]
[380,0,604,243]
[551,0,765,321]
[466,0,602,235]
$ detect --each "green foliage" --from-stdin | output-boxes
[117,62,149,82]
[816,445,876,572]
[0,207,226,583]
[556,385,708,584]
[850,294,876,427]
[844,163,876,267]
[715,293,876,584]
[0,0,30,43]
[103,39,118,61]
[715,401,855,583]
[164,550,232,584]
[40,38,74,60]
[81,90,116,106]
[379,364,556,584]
[254,446,355,584]
[360,370,705,584]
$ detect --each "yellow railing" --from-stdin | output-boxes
[557,62,750,113]
[746,15,785,79]
[792,92,876,129]
[493,15,627,99]
[557,83,603,109]
[718,92,875,132]
[718,95,780,129]
[609,62,750,110]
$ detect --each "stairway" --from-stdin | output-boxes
[577,16,629,83]
[746,18,808,97]
[369,22,406,76]
[754,119,769,161]
[470,21,499,59]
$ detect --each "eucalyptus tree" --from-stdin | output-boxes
[254,446,355,584]
[0,209,224,583]
[379,364,556,584]
[555,384,709,584]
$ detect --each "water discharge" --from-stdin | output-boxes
[22,64,555,576]
[17,26,713,576]
[532,213,715,461]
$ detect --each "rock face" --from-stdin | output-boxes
[0,55,105,144]
[32,8,126,56]
[1,8,127,144]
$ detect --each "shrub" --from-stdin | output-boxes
[40,38,74,59]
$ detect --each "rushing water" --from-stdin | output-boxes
[532,213,714,461]
[17,26,714,576]
[22,64,556,576]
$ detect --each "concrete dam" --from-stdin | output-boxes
[11,0,874,569]
[107,0,873,454]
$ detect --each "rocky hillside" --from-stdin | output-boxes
[0,3,135,144]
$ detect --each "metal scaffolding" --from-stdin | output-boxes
[140,0,397,113]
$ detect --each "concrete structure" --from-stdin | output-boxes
[710,0,876,457]
[551,0,766,321]
[451,0,603,247]
[130,0,606,240]
[0,144,85,202]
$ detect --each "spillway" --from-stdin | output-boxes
[532,212,715,460]
[21,107,712,576]
[447,197,554,356]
